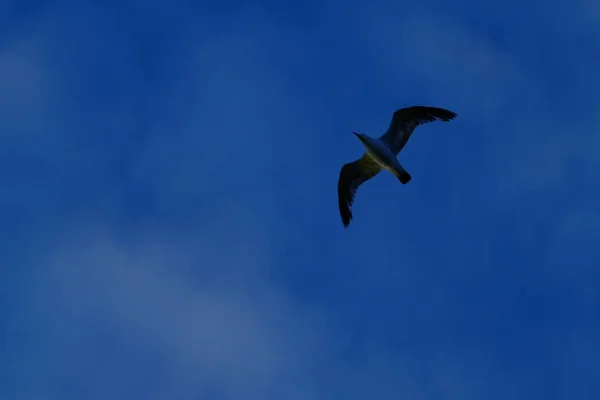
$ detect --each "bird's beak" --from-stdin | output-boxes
[352,132,360,139]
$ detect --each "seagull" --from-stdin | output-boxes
[337,106,457,228]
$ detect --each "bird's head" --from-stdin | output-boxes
[352,132,366,142]
[353,132,372,148]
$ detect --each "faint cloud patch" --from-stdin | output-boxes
[0,36,51,136]
[17,210,333,400]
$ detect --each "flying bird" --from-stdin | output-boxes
[337,106,457,228]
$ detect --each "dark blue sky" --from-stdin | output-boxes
[1,1,599,399]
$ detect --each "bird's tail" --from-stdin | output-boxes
[392,164,411,184]
[396,170,411,184]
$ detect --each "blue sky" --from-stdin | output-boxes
[1,0,599,399]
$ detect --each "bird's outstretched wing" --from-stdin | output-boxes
[380,106,457,154]
[338,154,381,228]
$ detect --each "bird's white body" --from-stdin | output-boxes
[355,133,409,180]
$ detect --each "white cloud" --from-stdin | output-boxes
[19,213,327,399]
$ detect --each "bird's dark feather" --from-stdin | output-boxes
[380,106,457,154]
[337,154,381,228]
